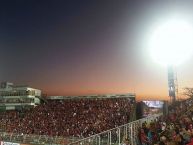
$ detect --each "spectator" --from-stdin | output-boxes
[159,136,167,145]
[140,128,149,145]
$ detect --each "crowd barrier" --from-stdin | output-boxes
[0,132,77,145]
[68,113,162,145]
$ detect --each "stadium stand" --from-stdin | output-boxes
[0,96,135,144]
[1,94,193,145]
[69,98,193,145]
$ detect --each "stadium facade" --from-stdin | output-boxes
[0,82,41,111]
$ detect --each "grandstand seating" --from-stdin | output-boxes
[1,96,193,145]
[68,98,193,145]
[0,98,134,138]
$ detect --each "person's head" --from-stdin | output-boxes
[181,127,186,132]
[175,128,180,134]
[125,138,130,144]
[160,136,167,143]
[123,138,130,145]
[142,123,146,128]
[173,130,177,136]
[189,124,193,129]
[141,129,145,134]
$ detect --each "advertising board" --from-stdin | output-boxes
[1,142,20,145]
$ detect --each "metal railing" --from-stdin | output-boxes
[0,132,78,145]
[68,113,162,145]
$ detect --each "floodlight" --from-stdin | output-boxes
[148,19,193,66]
[147,18,193,103]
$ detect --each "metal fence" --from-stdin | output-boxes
[68,114,162,145]
[0,131,78,145]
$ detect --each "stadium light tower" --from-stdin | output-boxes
[148,18,193,103]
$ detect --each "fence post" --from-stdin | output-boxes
[110,131,112,145]
[131,123,133,145]
[98,135,101,145]
[118,128,121,145]
[124,125,128,139]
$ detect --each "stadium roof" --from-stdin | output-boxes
[46,93,136,100]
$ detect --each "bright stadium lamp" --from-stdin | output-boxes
[148,19,193,66]
[148,18,193,103]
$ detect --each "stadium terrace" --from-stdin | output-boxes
[0,82,193,145]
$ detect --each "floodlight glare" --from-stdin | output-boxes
[148,19,193,66]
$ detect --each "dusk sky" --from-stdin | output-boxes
[1,0,193,100]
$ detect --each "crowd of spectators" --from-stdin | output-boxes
[0,98,134,138]
[0,98,34,103]
[138,99,193,145]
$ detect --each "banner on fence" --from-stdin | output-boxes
[1,142,20,145]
